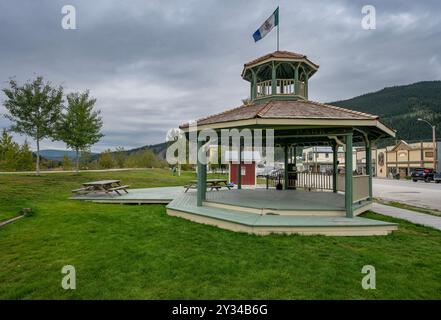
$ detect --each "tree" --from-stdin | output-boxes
[62,155,72,171]
[124,149,167,169]
[0,130,34,171]
[79,149,94,170]
[98,149,115,169]
[2,77,63,174]
[114,147,126,168]
[16,140,34,171]
[0,129,19,171]
[56,90,103,172]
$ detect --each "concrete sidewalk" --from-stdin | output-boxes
[372,203,441,231]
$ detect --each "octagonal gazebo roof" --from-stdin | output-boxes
[179,50,395,144]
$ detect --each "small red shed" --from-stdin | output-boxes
[225,151,261,187]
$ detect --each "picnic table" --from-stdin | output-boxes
[72,180,130,195]
[184,179,233,192]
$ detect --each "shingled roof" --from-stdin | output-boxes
[180,100,379,129]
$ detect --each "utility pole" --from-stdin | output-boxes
[418,118,437,171]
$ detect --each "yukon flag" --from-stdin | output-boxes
[253,7,279,42]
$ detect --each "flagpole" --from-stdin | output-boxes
[277,7,280,51]
[277,23,279,51]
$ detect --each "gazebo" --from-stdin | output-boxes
[168,51,397,236]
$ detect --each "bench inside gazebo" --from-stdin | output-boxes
[168,50,398,236]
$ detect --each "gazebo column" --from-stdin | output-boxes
[345,133,353,218]
[271,63,277,95]
[305,73,309,99]
[251,71,257,100]
[196,138,207,206]
[332,143,338,193]
[284,144,289,190]
[365,138,373,201]
[237,140,242,189]
[294,66,299,95]
[293,146,297,190]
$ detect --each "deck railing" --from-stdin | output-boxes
[256,80,272,97]
[337,174,370,202]
[296,172,333,190]
[265,172,370,202]
[276,79,295,95]
[256,79,305,98]
[266,171,333,191]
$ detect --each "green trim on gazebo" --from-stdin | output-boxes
[177,50,396,235]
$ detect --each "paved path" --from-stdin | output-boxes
[372,203,441,231]
[373,178,441,211]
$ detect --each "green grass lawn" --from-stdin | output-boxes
[1,169,441,299]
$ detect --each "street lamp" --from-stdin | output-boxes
[417,118,437,171]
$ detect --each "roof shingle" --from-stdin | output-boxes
[180,99,378,128]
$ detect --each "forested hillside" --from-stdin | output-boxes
[330,81,441,142]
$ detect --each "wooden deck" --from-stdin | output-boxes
[71,186,397,236]
[205,189,345,216]
[166,192,397,236]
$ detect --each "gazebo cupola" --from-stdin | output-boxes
[241,51,319,102]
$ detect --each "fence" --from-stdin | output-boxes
[264,172,370,203]
[265,171,333,191]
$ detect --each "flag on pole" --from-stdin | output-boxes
[252,7,279,42]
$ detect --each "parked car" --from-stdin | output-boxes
[434,172,441,184]
[411,168,435,182]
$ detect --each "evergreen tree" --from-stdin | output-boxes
[0,130,34,171]
[0,129,18,171]
[16,140,34,171]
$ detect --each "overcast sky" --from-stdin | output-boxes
[0,0,440,152]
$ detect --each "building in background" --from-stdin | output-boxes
[376,140,438,178]
[300,140,439,178]
[302,146,344,173]
[353,147,377,176]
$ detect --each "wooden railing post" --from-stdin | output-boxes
[365,139,372,201]
[345,133,354,218]
[197,138,206,206]
[332,143,338,193]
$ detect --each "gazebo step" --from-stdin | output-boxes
[166,194,397,236]
[203,200,346,216]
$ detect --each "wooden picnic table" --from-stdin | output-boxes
[72,180,130,195]
[185,179,232,192]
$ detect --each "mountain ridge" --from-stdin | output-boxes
[329,80,441,142]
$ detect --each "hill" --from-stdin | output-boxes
[38,149,98,161]
[330,81,441,143]
[88,142,168,161]
[126,142,168,159]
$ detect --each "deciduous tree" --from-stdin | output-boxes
[2,77,63,174]
[56,91,103,172]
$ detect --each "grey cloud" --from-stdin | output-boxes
[0,0,440,152]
